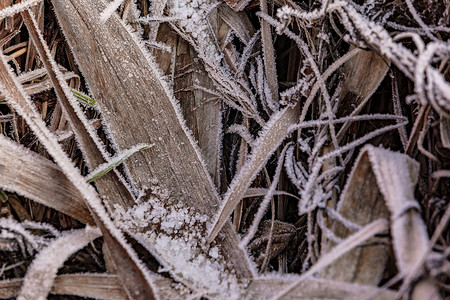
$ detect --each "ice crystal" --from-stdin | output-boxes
[113,186,245,299]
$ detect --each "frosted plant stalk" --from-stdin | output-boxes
[0,0,42,20]
[18,227,101,300]
[240,143,291,248]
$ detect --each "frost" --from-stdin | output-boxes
[18,227,101,300]
[0,218,59,256]
[100,0,126,23]
[0,0,42,20]
[168,0,221,64]
[113,186,245,299]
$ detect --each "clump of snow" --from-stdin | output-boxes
[112,185,244,299]
[168,0,222,64]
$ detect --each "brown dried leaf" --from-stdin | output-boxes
[336,49,390,140]
[0,274,398,300]
[323,148,390,285]
[217,4,254,45]
[0,135,93,224]
[52,0,253,283]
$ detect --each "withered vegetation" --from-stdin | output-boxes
[0,0,449,299]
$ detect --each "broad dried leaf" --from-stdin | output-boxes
[336,49,390,140]
[272,219,389,299]
[355,145,440,299]
[1,275,397,300]
[362,146,428,271]
[322,148,390,284]
[51,0,254,291]
[154,23,222,184]
[0,135,92,224]
[217,4,254,45]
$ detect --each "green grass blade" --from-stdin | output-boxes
[86,144,153,183]
[70,89,96,106]
[0,189,8,202]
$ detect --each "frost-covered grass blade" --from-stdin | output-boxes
[86,144,153,183]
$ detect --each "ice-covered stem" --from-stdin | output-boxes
[276,2,450,114]
[276,1,347,33]
[0,51,157,300]
[258,12,342,161]
[208,48,362,243]
[339,4,450,113]
[404,0,438,42]
[99,0,125,22]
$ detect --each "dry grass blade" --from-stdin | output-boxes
[0,48,157,300]
[208,104,300,243]
[260,0,279,103]
[21,7,137,210]
[440,116,450,149]
[272,219,389,300]
[18,227,101,300]
[2,274,185,300]
[0,135,92,224]
[245,278,397,300]
[362,145,441,298]
[0,275,398,300]
[51,0,254,289]
[322,148,390,284]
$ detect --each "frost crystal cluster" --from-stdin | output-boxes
[112,184,242,298]
[168,0,222,64]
